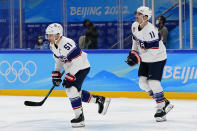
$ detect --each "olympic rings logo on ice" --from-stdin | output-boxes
[0,60,37,83]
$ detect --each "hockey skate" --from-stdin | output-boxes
[154,99,174,122]
[71,113,85,128]
[93,95,111,115]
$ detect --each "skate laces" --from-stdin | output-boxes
[74,112,83,119]
[155,102,166,114]
[74,114,80,119]
[97,99,102,103]
[97,96,104,104]
[156,108,163,113]
[155,101,165,109]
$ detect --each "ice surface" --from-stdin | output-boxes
[0,96,197,131]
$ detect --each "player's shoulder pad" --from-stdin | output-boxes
[132,21,139,27]
[146,22,158,32]
[131,22,139,34]
[62,36,76,45]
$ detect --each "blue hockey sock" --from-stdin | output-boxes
[69,96,82,110]
[81,90,93,103]
[148,90,154,98]
[154,92,165,103]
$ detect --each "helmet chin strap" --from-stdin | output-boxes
[54,35,62,44]
[139,15,147,27]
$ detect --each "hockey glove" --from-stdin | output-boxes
[52,71,62,86]
[125,50,141,66]
[62,73,76,88]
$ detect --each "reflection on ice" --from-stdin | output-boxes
[0,96,197,131]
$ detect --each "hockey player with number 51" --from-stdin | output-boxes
[126,6,174,122]
[45,23,111,128]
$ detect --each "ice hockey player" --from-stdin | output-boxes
[45,23,111,128]
[125,6,174,122]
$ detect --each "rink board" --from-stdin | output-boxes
[0,50,197,99]
[1,89,197,100]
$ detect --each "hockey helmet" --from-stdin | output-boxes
[45,23,63,37]
[137,6,152,20]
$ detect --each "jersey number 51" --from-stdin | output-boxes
[64,43,72,50]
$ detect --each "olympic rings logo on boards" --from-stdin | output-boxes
[0,60,37,83]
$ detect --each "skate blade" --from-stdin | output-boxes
[101,98,111,115]
[165,104,174,114]
[155,116,167,122]
[71,121,85,128]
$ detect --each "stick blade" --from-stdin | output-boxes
[24,101,43,106]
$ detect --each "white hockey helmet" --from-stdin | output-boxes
[137,6,152,20]
[45,23,63,37]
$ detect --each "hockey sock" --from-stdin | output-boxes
[148,90,154,99]
[69,96,82,116]
[66,86,83,116]
[69,96,82,110]
[81,90,96,103]
[154,91,165,108]
[139,76,152,92]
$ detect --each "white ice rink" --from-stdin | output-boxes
[0,96,197,131]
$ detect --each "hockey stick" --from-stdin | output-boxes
[24,70,65,106]
[109,34,132,49]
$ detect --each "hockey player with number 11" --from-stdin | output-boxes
[126,6,174,122]
[45,23,111,128]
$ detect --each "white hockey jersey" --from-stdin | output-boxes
[50,36,90,75]
[131,21,167,63]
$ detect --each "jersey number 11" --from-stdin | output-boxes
[149,31,155,38]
